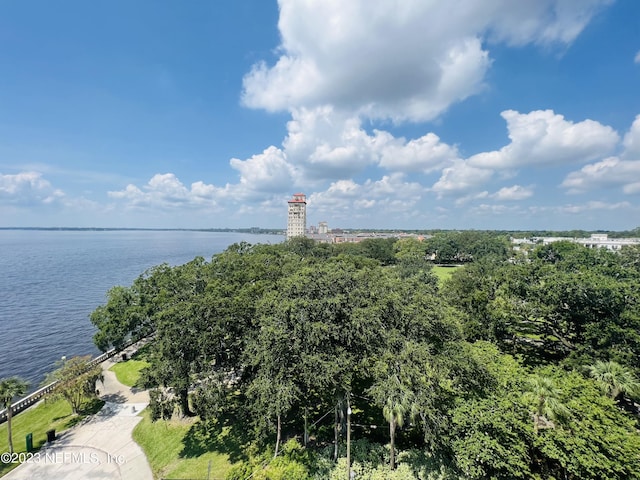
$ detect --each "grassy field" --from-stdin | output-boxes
[109,343,151,388]
[119,348,236,479]
[132,411,236,480]
[0,397,103,477]
[109,359,149,387]
[432,265,462,283]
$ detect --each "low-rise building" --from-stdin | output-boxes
[513,234,640,251]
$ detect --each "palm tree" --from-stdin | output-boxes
[0,377,29,454]
[522,374,569,433]
[369,376,415,470]
[588,360,640,401]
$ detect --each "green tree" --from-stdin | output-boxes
[247,258,374,456]
[533,368,640,479]
[522,374,570,433]
[91,285,144,352]
[426,231,509,264]
[450,395,532,479]
[442,257,504,341]
[246,374,298,458]
[480,247,640,366]
[244,310,301,457]
[46,356,102,415]
[0,377,29,454]
[368,369,414,470]
[393,238,437,281]
[620,244,640,272]
[588,360,640,401]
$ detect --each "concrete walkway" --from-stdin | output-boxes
[5,354,153,480]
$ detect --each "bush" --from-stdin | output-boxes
[327,458,418,480]
[225,439,312,480]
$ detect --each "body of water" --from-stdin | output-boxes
[0,230,282,389]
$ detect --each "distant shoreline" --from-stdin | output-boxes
[0,227,284,234]
[1,226,639,238]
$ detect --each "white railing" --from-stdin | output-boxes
[0,338,141,424]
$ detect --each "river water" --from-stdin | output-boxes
[0,229,282,389]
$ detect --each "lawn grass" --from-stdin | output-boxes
[109,343,151,388]
[432,264,462,284]
[0,397,103,477]
[132,410,235,480]
[109,359,149,388]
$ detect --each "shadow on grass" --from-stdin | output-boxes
[131,343,152,361]
[179,415,252,464]
[62,398,106,428]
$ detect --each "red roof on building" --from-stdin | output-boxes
[289,193,307,203]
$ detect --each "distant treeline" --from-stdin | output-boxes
[2,226,639,238]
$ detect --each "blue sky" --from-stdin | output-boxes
[1,0,639,231]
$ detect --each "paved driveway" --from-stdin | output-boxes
[4,362,153,480]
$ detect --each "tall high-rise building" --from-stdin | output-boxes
[287,193,307,239]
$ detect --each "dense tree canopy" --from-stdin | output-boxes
[91,236,640,479]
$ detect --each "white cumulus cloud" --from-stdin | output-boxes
[431,160,494,197]
[272,107,461,182]
[562,157,640,194]
[108,173,223,209]
[282,107,383,180]
[378,132,460,173]
[0,171,65,206]
[561,115,640,195]
[308,173,423,222]
[242,0,611,122]
[492,185,534,200]
[230,146,296,195]
[469,109,619,169]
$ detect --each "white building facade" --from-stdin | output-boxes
[287,193,307,239]
[515,234,640,251]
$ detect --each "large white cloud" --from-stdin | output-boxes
[230,146,296,194]
[108,173,224,209]
[293,107,461,176]
[561,115,640,195]
[431,160,494,197]
[242,0,611,122]
[282,107,384,180]
[104,107,635,225]
[429,109,620,200]
[469,109,619,169]
[561,157,640,194]
[378,132,460,173]
[0,171,65,206]
[308,173,424,222]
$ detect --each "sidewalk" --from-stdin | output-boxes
[4,354,153,480]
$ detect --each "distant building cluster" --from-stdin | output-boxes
[512,234,640,252]
[286,196,640,251]
[286,193,421,243]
